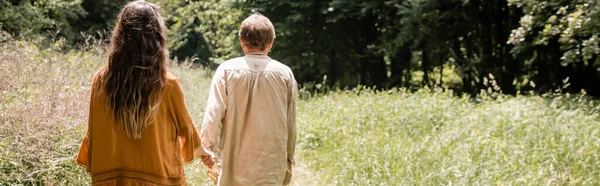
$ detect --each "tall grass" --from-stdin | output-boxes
[1,39,600,185]
[298,88,600,185]
[1,39,100,185]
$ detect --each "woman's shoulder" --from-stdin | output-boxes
[90,69,105,90]
[164,72,180,87]
[164,72,183,91]
[166,72,179,82]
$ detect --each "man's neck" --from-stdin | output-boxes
[244,49,269,56]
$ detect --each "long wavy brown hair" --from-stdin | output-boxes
[96,0,168,139]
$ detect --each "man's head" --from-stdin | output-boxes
[239,13,275,51]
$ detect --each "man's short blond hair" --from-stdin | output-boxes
[239,13,275,50]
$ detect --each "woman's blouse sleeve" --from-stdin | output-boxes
[169,79,201,163]
[76,73,99,174]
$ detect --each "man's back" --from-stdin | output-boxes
[202,55,297,186]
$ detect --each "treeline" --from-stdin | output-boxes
[2,0,600,96]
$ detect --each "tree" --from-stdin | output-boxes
[240,0,393,87]
[77,0,128,37]
[0,0,86,41]
[508,0,600,94]
[157,0,244,66]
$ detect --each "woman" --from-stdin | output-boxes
[76,1,211,185]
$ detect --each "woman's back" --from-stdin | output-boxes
[75,1,207,185]
[77,72,199,185]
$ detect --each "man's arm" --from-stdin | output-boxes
[201,67,228,157]
[284,73,298,185]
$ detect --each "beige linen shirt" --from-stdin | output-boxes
[201,55,298,186]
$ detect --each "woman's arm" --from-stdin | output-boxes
[169,78,202,163]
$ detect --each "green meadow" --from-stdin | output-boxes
[2,40,600,185]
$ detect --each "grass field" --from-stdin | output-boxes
[1,40,600,185]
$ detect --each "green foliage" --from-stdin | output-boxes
[240,0,390,87]
[0,0,243,66]
[238,0,521,94]
[508,0,600,94]
[0,0,51,35]
[234,0,599,95]
[155,0,243,66]
[78,0,128,36]
[0,0,86,41]
[508,0,600,65]
[34,0,87,41]
[5,0,600,95]
[3,0,600,94]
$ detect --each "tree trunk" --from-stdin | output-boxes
[422,46,430,86]
[390,46,411,87]
[328,49,337,87]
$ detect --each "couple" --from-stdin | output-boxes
[75,1,297,186]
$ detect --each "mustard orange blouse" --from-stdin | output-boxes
[76,72,201,185]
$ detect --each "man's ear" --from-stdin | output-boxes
[240,38,246,48]
[268,42,274,50]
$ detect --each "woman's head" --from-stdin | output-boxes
[239,13,275,51]
[99,0,168,139]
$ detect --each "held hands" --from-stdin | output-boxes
[201,155,214,168]
[195,147,215,168]
[197,147,219,184]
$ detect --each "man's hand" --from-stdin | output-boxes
[283,160,292,185]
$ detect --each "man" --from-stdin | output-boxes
[201,13,298,186]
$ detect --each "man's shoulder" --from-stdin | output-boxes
[218,57,245,70]
[267,59,293,74]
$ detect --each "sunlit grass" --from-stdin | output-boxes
[1,40,600,185]
[298,89,600,185]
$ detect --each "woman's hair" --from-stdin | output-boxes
[239,12,275,50]
[96,0,168,139]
